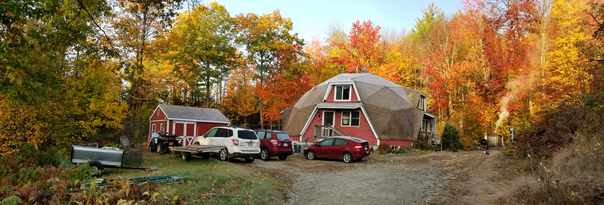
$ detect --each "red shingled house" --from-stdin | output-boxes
[148,104,230,146]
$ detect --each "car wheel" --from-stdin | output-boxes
[342,152,352,163]
[306,151,315,160]
[260,148,270,161]
[89,160,104,177]
[278,155,288,160]
[244,157,255,163]
[182,152,192,161]
[219,149,229,161]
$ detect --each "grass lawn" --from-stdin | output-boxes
[101,150,285,204]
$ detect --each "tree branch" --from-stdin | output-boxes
[76,0,119,57]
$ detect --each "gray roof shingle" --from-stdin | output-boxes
[158,104,230,123]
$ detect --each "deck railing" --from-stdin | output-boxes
[314,125,348,141]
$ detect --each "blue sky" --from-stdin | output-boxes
[212,0,463,42]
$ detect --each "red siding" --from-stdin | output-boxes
[174,123,184,136]
[186,124,195,136]
[150,107,167,121]
[167,120,173,134]
[325,85,359,103]
[380,140,413,146]
[196,122,227,136]
[301,108,378,145]
[299,108,413,146]
[149,107,168,140]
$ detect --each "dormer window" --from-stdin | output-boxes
[335,85,351,101]
[417,95,427,111]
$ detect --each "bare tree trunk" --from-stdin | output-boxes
[206,74,211,108]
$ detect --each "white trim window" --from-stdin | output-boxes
[422,119,429,133]
[417,95,427,111]
[335,85,351,101]
[160,123,164,133]
[152,124,156,132]
[341,111,360,126]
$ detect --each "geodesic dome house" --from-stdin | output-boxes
[282,73,436,146]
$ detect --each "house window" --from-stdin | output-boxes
[341,111,360,126]
[152,124,156,132]
[160,123,164,133]
[335,85,351,101]
[417,95,427,111]
[422,119,432,132]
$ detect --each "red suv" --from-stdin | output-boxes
[255,129,293,160]
[304,136,370,163]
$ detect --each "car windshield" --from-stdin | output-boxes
[276,133,290,141]
[238,130,258,139]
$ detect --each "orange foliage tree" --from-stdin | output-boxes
[223,60,258,125]
[330,20,385,73]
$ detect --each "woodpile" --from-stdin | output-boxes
[471,139,488,150]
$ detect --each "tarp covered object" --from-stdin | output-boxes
[282,73,429,141]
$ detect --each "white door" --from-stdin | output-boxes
[322,111,335,137]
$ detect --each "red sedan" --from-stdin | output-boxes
[304,136,370,163]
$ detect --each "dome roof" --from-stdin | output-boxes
[282,73,427,141]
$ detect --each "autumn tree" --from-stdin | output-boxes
[409,3,446,42]
[0,0,125,155]
[423,17,463,123]
[543,0,592,109]
[109,0,182,138]
[223,59,258,125]
[304,38,339,86]
[323,21,349,74]
[330,20,385,73]
[235,11,304,128]
[171,2,239,108]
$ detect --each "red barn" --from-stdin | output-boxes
[282,74,436,146]
[149,104,230,146]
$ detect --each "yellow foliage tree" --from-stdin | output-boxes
[545,0,592,109]
[223,62,257,124]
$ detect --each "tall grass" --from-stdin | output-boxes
[500,92,604,204]
[1,147,287,204]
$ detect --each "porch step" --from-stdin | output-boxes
[331,126,347,136]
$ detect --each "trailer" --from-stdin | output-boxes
[169,145,227,161]
[71,145,157,176]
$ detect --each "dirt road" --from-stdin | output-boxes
[247,150,521,205]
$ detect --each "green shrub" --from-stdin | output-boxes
[0,196,22,205]
[392,146,414,154]
[441,122,463,152]
[376,143,391,154]
[413,132,433,151]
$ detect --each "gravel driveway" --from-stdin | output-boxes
[248,153,461,205]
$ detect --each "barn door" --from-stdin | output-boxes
[173,122,196,146]
[184,123,195,146]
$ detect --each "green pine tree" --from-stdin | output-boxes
[441,122,463,151]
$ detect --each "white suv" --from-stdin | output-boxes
[197,126,260,162]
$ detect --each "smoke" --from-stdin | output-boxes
[495,73,535,132]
